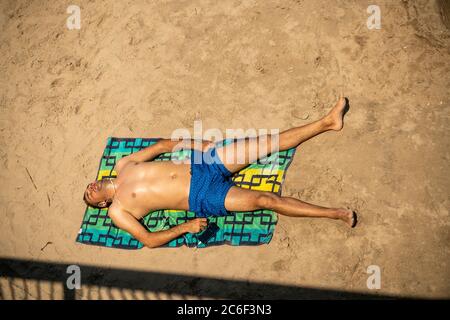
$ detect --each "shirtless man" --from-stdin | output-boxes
[83,96,357,249]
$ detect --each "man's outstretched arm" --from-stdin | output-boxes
[108,206,207,248]
[115,138,213,173]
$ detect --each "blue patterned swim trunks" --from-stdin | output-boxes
[188,147,235,217]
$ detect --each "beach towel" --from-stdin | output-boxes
[76,137,296,249]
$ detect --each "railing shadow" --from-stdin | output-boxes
[0,257,403,300]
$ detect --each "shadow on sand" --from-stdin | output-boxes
[0,257,403,300]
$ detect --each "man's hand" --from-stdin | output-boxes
[184,218,208,233]
[201,140,215,152]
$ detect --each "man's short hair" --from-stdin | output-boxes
[83,192,101,209]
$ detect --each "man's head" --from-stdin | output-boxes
[83,179,113,208]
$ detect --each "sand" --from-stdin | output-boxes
[0,0,449,299]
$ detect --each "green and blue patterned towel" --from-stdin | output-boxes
[76,137,296,249]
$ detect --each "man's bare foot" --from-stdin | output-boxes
[324,96,348,131]
[338,209,358,228]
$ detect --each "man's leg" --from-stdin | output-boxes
[224,186,357,227]
[216,96,348,174]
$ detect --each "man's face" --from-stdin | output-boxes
[84,180,108,207]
